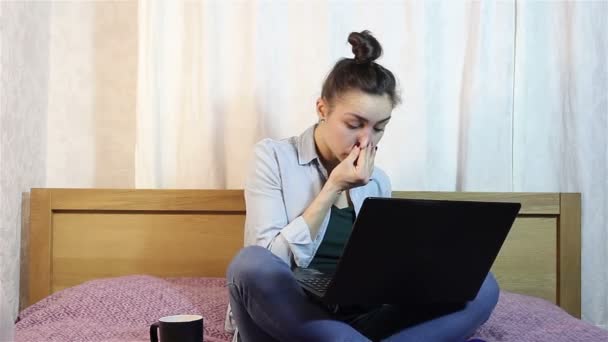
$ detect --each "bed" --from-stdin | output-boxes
[14,189,608,341]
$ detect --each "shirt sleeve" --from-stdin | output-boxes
[384,172,392,198]
[243,140,313,266]
[373,167,393,198]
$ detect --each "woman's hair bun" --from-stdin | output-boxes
[348,30,382,64]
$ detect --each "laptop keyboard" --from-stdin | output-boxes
[299,275,332,293]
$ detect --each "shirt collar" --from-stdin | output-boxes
[296,124,319,165]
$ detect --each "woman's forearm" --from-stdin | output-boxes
[302,180,342,238]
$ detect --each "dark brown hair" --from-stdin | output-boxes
[321,30,400,108]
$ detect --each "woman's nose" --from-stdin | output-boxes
[358,129,373,147]
[357,137,369,147]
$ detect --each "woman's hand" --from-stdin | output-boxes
[303,143,376,237]
[327,142,377,192]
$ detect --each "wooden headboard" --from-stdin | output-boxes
[23,189,581,318]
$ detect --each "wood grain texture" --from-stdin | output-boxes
[558,193,582,318]
[51,212,244,292]
[46,188,246,211]
[28,189,52,306]
[392,191,560,215]
[491,217,557,302]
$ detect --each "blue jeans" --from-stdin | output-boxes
[227,246,498,342]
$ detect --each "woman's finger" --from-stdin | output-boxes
[354,144,365,176]
[361,143,373,179]
[347,145,360,166]
[367,143,376,176]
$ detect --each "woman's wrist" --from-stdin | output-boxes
[323,179,344,196]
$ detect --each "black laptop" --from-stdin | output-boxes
[293,197,521,305]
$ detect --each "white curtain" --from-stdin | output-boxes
[1,2,137,337]
[512,1,607,328]
[136,0,520,191]
[136,0,607,328]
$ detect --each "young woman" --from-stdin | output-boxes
[226,31,498,342]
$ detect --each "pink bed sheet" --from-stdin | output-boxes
[15,275,608,342]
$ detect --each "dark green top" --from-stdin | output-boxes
[308,205,356,273]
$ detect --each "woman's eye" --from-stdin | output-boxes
[346,123,361,129]
[374,127,385,132]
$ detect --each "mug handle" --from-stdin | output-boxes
[149,322,160,342]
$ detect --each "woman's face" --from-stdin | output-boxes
[316,89,393,163]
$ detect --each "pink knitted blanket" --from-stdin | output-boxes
[15,275,608,342]
[16,275,232,342]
